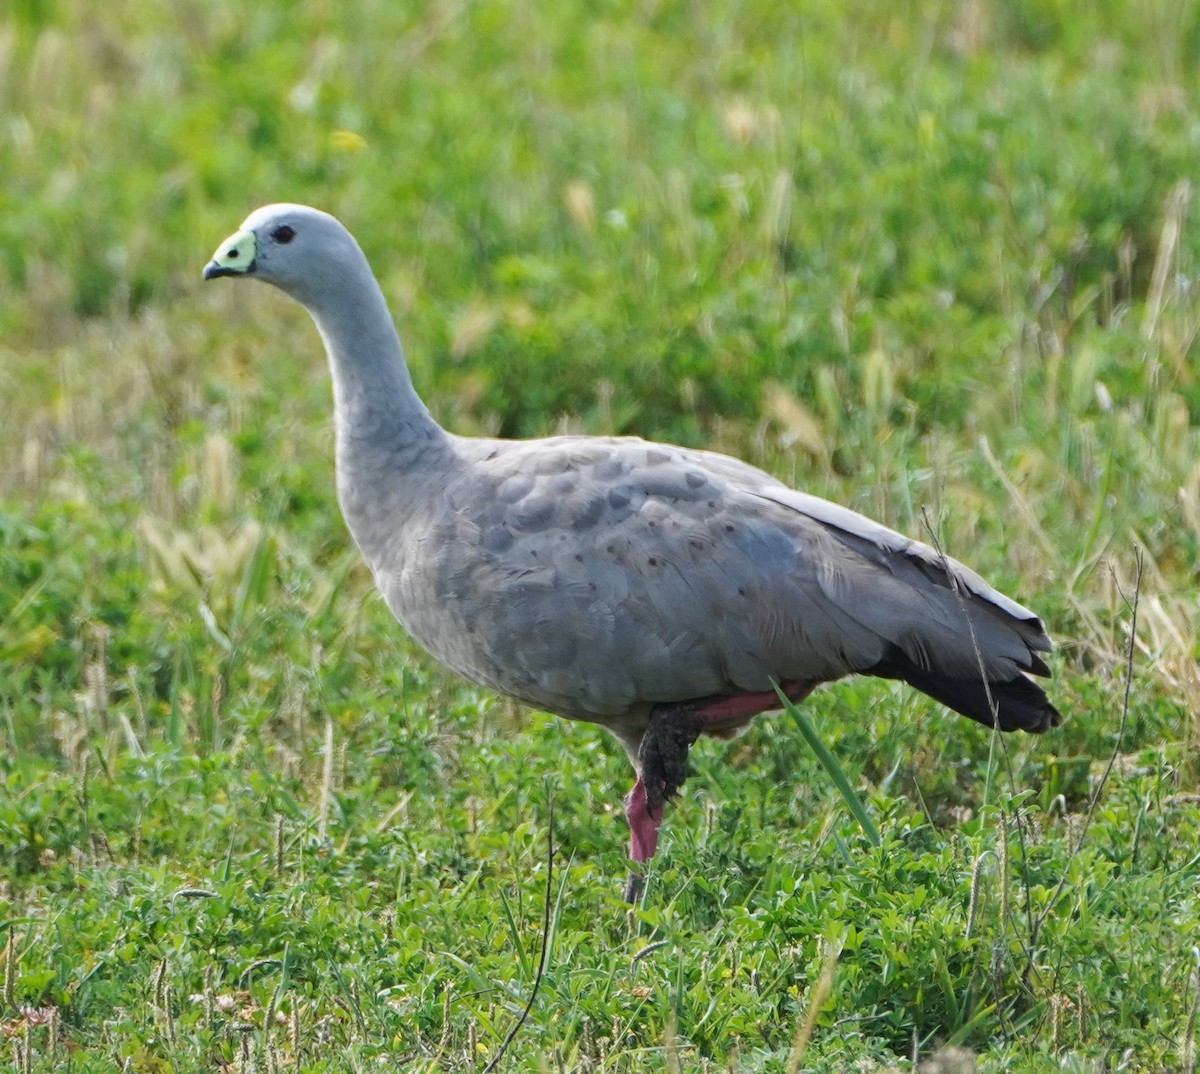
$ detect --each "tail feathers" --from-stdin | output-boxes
[871,650,1061,733]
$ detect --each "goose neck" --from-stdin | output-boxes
[307,282,444,455]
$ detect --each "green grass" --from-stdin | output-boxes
[1,0,1198,1070]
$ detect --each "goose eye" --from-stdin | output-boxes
[271,225,296,244]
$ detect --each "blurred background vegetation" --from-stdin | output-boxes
[1,0,1199,1070]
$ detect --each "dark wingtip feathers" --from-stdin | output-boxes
[871,652,1062,733]
[1027,651,1053,678]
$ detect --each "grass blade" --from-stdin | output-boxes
[774,683,881,848]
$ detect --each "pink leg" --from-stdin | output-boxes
[625,776,661,863]
[625,680,817,869]
[672,680,817,727]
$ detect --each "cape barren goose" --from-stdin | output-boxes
[205,205,1060,891]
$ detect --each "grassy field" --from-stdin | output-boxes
[2,0,1199,1070]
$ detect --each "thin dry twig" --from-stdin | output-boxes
[481,796,554,1074]
[920,509,1039,973]
[785,942,838,1073]
[976,438,1116,666]
[1040,551,1142,957]
[317,718,334,843]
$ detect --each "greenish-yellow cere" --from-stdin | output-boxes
[210,228,256,274]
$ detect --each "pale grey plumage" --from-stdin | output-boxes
[369,432,1049,729]
[204,204,1059,864]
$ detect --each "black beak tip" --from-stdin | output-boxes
[203,261,249,281]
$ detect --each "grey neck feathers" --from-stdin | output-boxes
[302,258,447,463]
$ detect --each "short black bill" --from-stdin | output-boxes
[203,261,247,280]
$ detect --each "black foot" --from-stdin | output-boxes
[624,870,645,904]
[638,705,703,814]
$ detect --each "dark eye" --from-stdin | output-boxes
[271,225,296,244]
